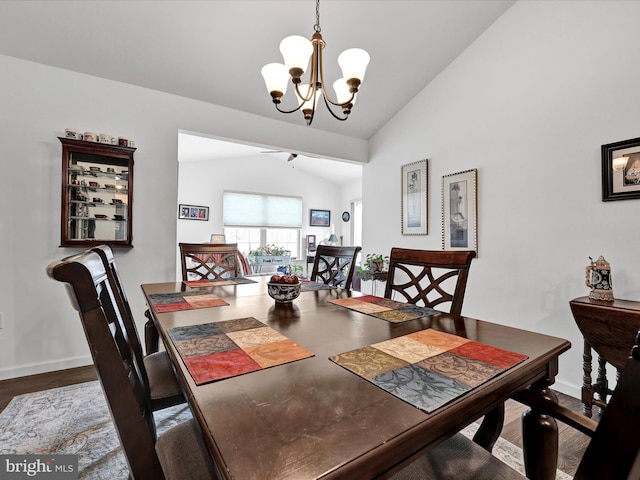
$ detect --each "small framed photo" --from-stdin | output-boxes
[442,169,478,254]
[401,159,428,235]
[178,204,209,221]
[310,209,331,227]
[210,233,226,243]
[601,137,640,201]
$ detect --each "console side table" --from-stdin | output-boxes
[569,296,640,417]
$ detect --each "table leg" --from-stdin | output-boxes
[581,339,593,418]
[595,355,608,414]
[522,382,559,480]
[473,403,505,452]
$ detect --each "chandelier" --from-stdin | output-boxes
[261,0,370,125]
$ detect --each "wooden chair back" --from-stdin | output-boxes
[47,251,166,479]
[574,331,640,479]
[311,245,362,290]
[384,248,476,315]
[179,242,239,281]
[91,245,147,375]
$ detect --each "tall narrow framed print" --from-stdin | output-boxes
[401,159,428,235]
[442,169,478,254]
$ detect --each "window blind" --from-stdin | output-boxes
[223,191,302,228]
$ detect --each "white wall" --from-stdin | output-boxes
[364,0,640,397]
[0,54,366,379]
[176,154,362,273]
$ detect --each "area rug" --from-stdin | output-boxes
[0,381,572,479]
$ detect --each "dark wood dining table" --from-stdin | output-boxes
[142,277,570,480]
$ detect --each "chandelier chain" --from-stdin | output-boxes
[314,0,321,33]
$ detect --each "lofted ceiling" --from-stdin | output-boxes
[0,1,513,181]
[0,0,514,141]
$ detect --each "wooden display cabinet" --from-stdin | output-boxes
[59,137,135,247]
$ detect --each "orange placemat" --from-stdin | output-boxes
[168,317,314,385]
[147,291,229,312]
[330,329,528,413]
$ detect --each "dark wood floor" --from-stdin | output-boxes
[1,366,592,477]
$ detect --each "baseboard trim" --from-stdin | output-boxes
[552,379,581,400]
[0,355,92,381]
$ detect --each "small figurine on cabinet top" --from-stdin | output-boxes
[585,255,614,302]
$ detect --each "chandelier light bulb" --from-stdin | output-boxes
[338,48,370,83]
[261,63,289,98]
[280,35,313,74]
[333,78,356,106]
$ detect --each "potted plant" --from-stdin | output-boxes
[357,253,389,279]
[248,244,291,267]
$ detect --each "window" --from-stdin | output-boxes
[223,191,302,259]
[225,227,300,259]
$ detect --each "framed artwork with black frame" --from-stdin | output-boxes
[442,169,478,254]
[401,159,428,235]
[601,137,640,201]
[178,204,209,221]
[310,209,331,226]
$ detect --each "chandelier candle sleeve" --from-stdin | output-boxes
[261,0,369,125]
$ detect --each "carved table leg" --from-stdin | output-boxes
[595,355,608,414]
[473,403,505,452]
[522,382,559,480]
[581,339,593,418]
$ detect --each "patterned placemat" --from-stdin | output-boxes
[148,291,229,312]
[329,295,440,323]
[300,280,336,291]
[330,329,528,413]
[168,317,314,385]
[183,277,258,287]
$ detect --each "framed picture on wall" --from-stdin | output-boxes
[178,204,209,221]
[401,159,428,235]
[601,137,640,201]
[310,209,331,226]
[442,169,478,254]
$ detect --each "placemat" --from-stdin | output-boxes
[329,295,440,323]
[148,291,229,312]
[167,317,314,385]
[300,280,336,291]
[330,329,528,413]
[183,277,258,287]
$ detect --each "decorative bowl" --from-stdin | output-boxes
[267,282,301,303]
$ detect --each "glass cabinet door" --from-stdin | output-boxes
[60,137,135,247]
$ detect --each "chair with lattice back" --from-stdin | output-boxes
[179,243,239,281]
[47,250,218,480]
[311,245,362,291]
[384,248,476,316]
[91,245,184,411]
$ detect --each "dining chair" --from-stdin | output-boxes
[391,331,640,480]
[143,242,242,355]
[90,245,185,412]
[179,242,239,281]
[310,245,362,290]
[47,251,218,480]
[384,248,476,316]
